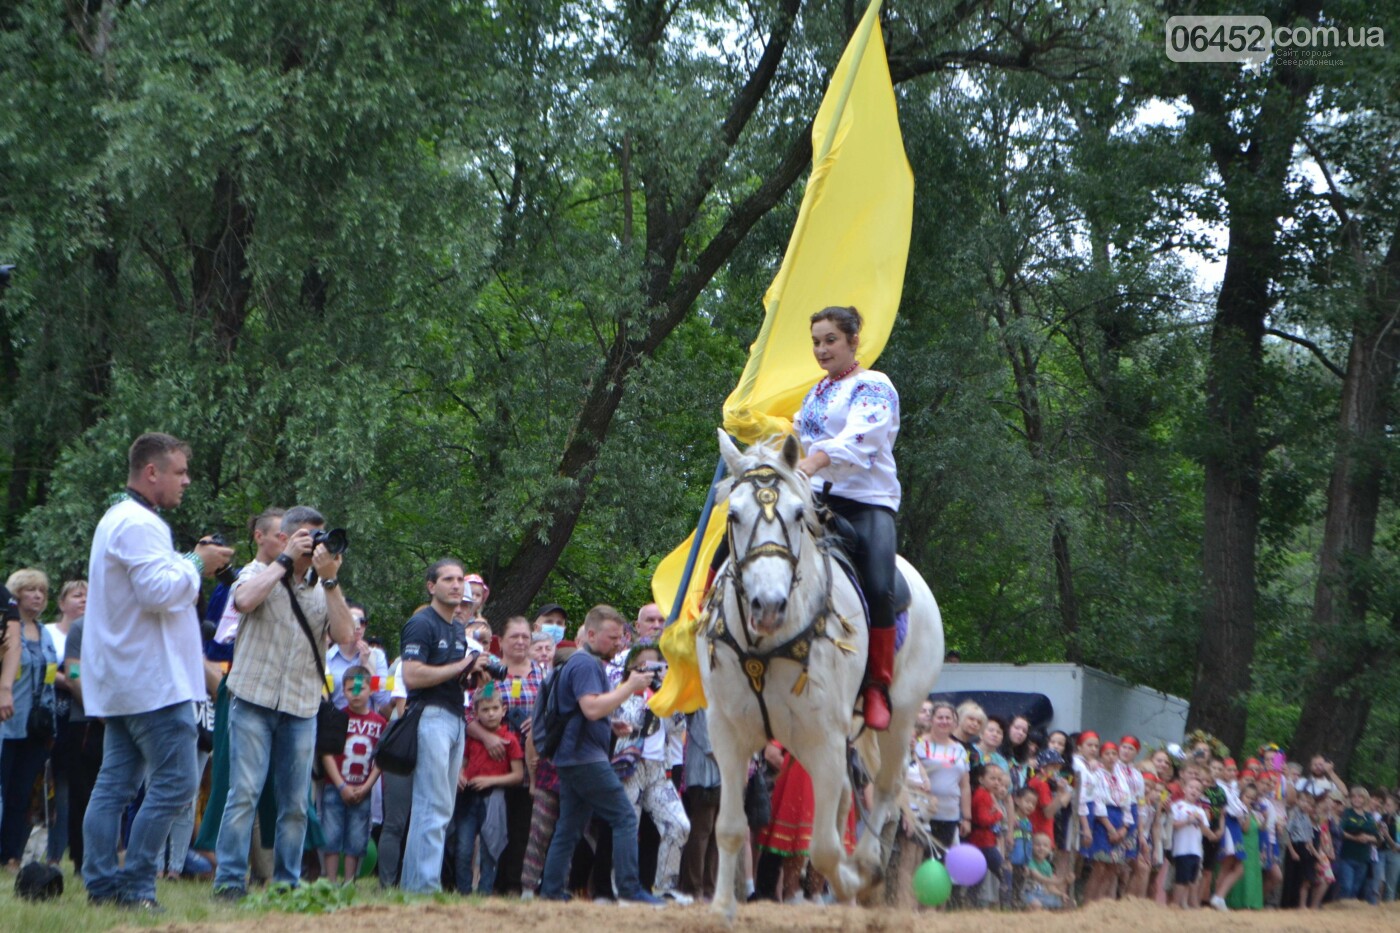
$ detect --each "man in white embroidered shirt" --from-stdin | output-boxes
[81,433,234,911]
[212,506,354,899]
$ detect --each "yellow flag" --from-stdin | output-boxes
[721,0,913,444]
[651,0,912,716]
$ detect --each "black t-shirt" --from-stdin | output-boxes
[399,606,467,714]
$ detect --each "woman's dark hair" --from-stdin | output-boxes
[625,642,663,668]
[810,305,862,339]
[1006,716,1036,764]
[981,714,1008,749]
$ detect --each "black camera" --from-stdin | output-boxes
[462,651,508,684]
[640,661,666,692]
[204,534,238,586]
[311,527,349,555]
[477,653,509,680]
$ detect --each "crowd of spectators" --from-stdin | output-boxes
[899,699,1400,911]
[0,433,1398,914]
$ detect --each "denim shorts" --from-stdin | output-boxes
[321,785,372,857]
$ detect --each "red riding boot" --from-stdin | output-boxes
[861,627,896,732]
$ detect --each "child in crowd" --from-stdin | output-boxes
[320,665,386,883]
[1285,786,1319,908]
[1010,785,1038,905]
[454,682,524,895]
[1023,832,1070,909]
[1210,758,1247,910]
[1255,771,1284,901]
[1083,741,1133,903]
[1313,793,1337,908]
[969,762,1008,905]
[1198,757,1228,907]
[1170,777,1213,908]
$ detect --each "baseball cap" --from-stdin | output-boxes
[534,603,567,618]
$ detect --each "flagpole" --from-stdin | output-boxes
[665,455,728,625]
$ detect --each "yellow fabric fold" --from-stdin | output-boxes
[651,0,912,716]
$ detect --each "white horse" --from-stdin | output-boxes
[700,430,943,921]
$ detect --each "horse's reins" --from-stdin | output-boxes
[704,463,858,741]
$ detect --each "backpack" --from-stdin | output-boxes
[531,666,575,759]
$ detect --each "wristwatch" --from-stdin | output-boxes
[322,577,340,590]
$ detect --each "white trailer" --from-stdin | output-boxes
[929,662,1189,750]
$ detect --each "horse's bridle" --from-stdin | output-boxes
[705,463,857,740]
[726,465,801,592]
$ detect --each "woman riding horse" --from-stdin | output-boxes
[794,305,900,732]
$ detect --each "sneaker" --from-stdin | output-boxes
[660,889,694,905]
[1210,895,1229,912]
[88,893,120,907]
[619,890,666,907]
[540,891,573,903]
[213,886,247,903]
[119,897,166,914]
[521,889,536,902]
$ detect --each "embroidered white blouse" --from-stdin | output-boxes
[796,369,901,510]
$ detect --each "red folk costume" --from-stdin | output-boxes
[755,748,856,857]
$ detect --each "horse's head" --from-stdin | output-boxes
[717,429,817,638]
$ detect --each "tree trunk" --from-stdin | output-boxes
[1180,7,1318,751]
[190,169,255,356]
[1289,217,1400,773]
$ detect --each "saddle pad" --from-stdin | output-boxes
[826,540,913,652]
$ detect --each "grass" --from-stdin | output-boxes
[0,866,451,932]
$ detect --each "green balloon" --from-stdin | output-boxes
[358,838,378,879]
[913,858,952,906]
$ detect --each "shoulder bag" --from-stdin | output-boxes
[283,576,350,758]
[24,633,54,744]
[374,700,424,775]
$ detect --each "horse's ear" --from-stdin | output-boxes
[781,433,801,470]
[718,428,744,475]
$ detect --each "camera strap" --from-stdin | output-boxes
[281,574,332,699]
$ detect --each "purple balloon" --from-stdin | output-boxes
[944,843,987,886]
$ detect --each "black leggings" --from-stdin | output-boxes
[826,496,897,631]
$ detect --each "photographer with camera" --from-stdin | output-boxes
[81,433,234,911]
[397,558,493,894]
[212,506,355,900]
[610,643,691,903]
[539,605,660,905]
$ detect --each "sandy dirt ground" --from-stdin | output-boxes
[137,897,1400,933]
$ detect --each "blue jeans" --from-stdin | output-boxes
[1384,849,1400,902]
[453,791,496,894]
[400,705,465,893]
[81,702,198,903]
[1,735,50,862]
[155,746,210,875]
[321,785,372,857]
[213,696,316,892]
[1336,855,1369,900]
[540,760,642,900]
